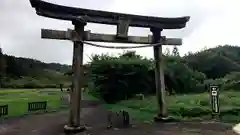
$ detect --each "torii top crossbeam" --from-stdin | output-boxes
[30,0,190,29]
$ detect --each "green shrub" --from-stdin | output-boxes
[2,77,67,88]
[88,52,206,103]
[89,58,153,103]
[222,72,240,90]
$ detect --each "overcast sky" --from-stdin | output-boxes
[1,0,240,65]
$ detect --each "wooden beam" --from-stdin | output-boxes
[30,0,190,29]
[41,29,69,40]
[151,28,168,120]
[116,17,130,39]
[41,29,182,45]
[84,31,152,44]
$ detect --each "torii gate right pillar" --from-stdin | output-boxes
[151,28,168,121]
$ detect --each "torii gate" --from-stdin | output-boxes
[30,0,190,132]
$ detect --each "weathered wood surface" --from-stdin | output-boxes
[0,105,8,117]
[30,0,190,29]
[41,29,182,45]
[41,29,69,40]
[151,28,167,118]
[28,101,47,112]
[67,19,86,129]
[116,17,130,39]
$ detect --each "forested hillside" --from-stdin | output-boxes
[0,48,71,88]
[1,45,240,93]
[184,45,240,79]
[87,45,240,103]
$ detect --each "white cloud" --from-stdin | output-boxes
[0,0,240,64]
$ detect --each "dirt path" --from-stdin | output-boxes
[0,99,238,135]
[0,106,94,135]
[0,110,68,135]
[75,106,238,135]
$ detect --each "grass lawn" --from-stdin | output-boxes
[2,88,240,124]
[104,91,240,123]
[0,88,67,117]
[0,88,99,118]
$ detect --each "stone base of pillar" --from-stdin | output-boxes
[63,124,86,134]
[154,115,177,122]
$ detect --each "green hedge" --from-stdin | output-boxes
[1,77,71,89]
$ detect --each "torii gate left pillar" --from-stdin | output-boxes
[64,17,86,132]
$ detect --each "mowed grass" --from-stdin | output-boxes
[104,91,240,123]
[0,88,66,117]
[2,89,240,124]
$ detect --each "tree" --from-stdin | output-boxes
[201,46,208,51]
[164,47,171,56]
[0,47,6,87]
[172,46,180,56]
[119,51,142,59]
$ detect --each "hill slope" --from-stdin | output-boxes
[1,45,240,88]
[0,52,71,88]
[184,45,240,79]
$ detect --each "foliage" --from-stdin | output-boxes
[4,55,70,77]
[88,52,153,103]
[172,46,180,56]
[2,76,71,88]
[164,56,206,94]
[3,44,240,97]
[221,72,240,90]
[88,45,240,103]
[184,45,240,79]
[0,48,6,87]
[106,91,240,123]
[88,51,206,103]
[0,48,71,88]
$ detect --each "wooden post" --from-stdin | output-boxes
[64,17,86,132]
[210,85,220,120]
[151,28,168,121]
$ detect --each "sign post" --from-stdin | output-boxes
[210,85,220,119]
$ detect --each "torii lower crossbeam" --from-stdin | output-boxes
[41,29,182,45]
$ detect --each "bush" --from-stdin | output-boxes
[89,58,153,103]
[223,72,240,90]
[164,56,206,94]
[88,52,206,103]
[2,77,67,88]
